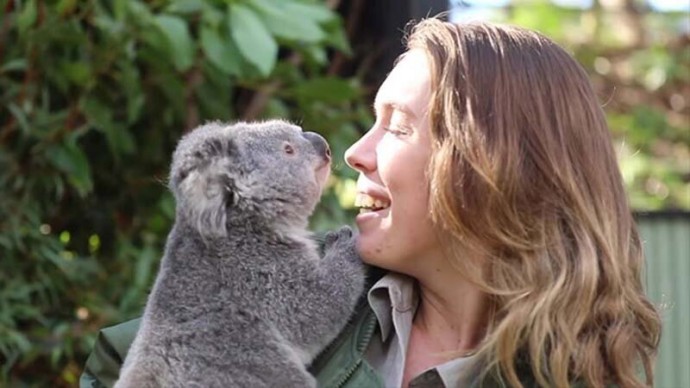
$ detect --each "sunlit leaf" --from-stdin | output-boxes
[250,0,325,43]
[228,4,277,77]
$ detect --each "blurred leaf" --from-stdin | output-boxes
[57,0,78,16]
[201,4,223,27]
[250,0,325,43]
[60,61,92,87]
[1,59,28,73]
[291,77,359,104]
[17,0,38,36]
[7,104,30,134]
[322,18,352,54]
[228,4,277,77]
[126,0,154,24]
[284,1,336,23]
[154,14,195,72]
[200,24,242,76]
[46,142,93,197]
[166,0,205,14]
[511,3,568,41]
[134,245,158,289]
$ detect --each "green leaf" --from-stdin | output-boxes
[1,59,28,73]
[106,125,136,156]
[284,1,336,23]
[60,62,92,87]
[228,4,277,77]
[201,5,223,28]
[304,46,327,65]
[166,0,205,14]
[113,0,128,21]
[17,0,38,36]
[6,331,31,353]
[200,25,242,76]
[154,15,195,72]
[127,94,145,125]
[126,0,154,24]
[56,0,78,16]
[250,0,325,43]
[82,96,136,155]
[81,97,111,127]
[7,103,30,134]
[46,142,93,197]
[323,18,352,54]
[134,245,157,288]
[291,77,359,104]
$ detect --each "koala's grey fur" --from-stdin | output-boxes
[114,120,366,388]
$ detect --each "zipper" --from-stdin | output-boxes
[333,310,378,388]
[333,358,363,388]
[356,310,377,353]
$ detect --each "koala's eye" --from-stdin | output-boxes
[283,143,295,155]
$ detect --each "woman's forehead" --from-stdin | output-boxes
[374,50,431,118]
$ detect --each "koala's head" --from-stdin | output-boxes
[169,120,331,238]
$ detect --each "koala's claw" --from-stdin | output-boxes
[324,226,353,248]
[323,226,361,268]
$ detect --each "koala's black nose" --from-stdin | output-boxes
[303,132,331,160]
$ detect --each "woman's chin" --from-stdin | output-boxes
[353,230,384,267]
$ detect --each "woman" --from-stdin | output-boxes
[344,18,661,387]
[81,19,661,388]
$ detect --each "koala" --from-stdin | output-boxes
[114,120,366,388]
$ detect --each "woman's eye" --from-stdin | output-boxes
[284,143,295,154]
[383,126,409,136]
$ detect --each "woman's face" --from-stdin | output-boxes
[345,50,443,273]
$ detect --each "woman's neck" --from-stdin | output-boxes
[414,278,488,354]
[402,265,489,387]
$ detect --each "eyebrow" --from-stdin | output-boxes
[373,101,417,120]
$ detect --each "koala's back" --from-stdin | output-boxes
[122,302,314,387]
[115,225,322,388]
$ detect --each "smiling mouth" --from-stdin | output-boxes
[355,193,391,214]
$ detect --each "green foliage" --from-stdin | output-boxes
[0,0,367,385]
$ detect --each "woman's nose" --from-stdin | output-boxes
[345,130,377,173]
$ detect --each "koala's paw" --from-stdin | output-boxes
[324,226,359,262]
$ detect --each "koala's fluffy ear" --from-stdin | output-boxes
[178,170,236,238]
[175,135,240,238]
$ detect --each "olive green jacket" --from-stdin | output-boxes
[80,262,543,388]
[79,296,536,388]
[79,297,384,388]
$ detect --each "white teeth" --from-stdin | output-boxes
[355,193,390,210]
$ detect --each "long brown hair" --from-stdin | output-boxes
[407,19,661,387]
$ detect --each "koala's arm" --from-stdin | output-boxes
[273,227,367,353]
[315,226,367,310]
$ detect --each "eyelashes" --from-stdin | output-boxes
[378,108,413,136]
[382,124,411,136]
